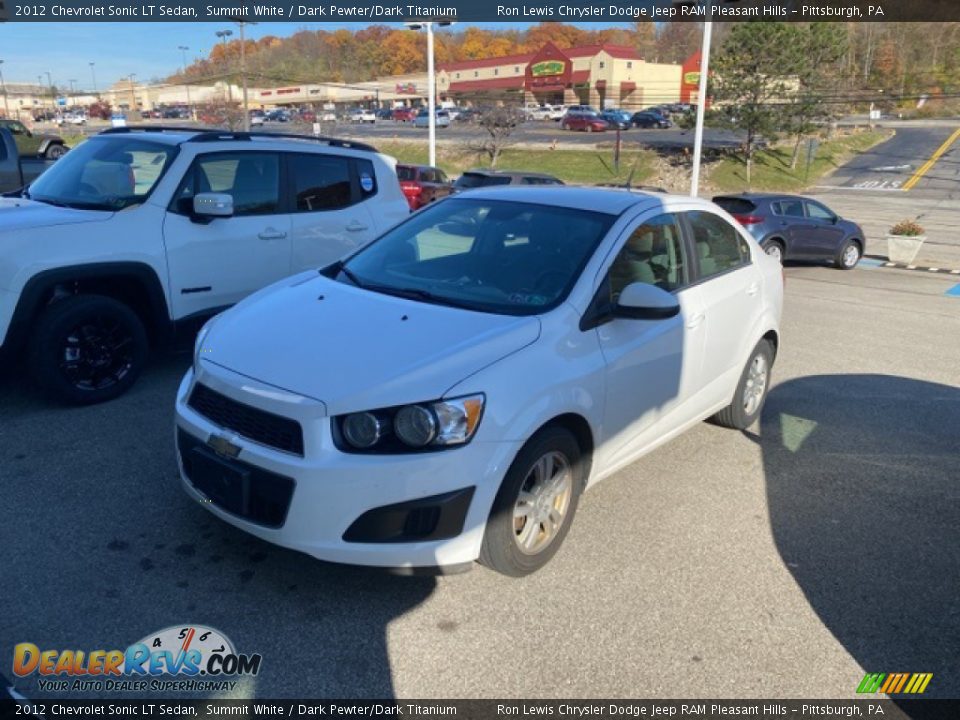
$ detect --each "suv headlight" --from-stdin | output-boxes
[334,394,485,453]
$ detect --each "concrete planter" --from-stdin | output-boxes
[887,235,926,264]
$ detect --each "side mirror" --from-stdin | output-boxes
[614,282,681,321]
[193,192,234,218]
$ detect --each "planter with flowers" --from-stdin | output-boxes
[886,219,926,264]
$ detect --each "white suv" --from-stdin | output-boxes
[0,127,409,404]
[175,187,783,577]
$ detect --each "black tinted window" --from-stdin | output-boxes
[713,197,756,215]
[396,166,417,181]
[291,154,351,211]
[774,200,804,217]
[177,152,280,216]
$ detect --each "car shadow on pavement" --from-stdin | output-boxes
[760,374,959,700]
[0,354,435,700]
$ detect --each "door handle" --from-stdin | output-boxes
[686,312,705,329]
[746,283,759,296]
[346,221,369,232]
[258,228,287,240]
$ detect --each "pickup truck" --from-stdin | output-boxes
[0,128,57,194]
[0,126,410,405]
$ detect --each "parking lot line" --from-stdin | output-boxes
[902,127,960,191]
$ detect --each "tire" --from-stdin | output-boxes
[764,240,785,264]
[45,144,67,160]
[835,240,861,270]
[479,426,584,577]
[710,339,774,430]
[28,295,149,405]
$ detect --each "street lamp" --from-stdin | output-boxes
[128,73,137,114]
[89,62,98,96]
[0,60,10,120]
[45,71,54,114]
[178,45,193,118]
[406,20,454,168]
[216,29,234,101]
[690,0,714,198]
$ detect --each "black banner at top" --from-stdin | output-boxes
[1,0,959,23]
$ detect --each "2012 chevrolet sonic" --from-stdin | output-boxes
[175,187,783,576]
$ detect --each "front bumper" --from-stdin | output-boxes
[175,363,522,570]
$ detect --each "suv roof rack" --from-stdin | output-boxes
[99,126,379,153]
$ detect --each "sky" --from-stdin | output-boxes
[0,22,632,90]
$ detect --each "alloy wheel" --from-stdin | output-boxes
[742,353,768,416]
[60,315,136,392]
[513,451,573,555]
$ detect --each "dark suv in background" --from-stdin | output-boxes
[714,193,866,269]
[453,169,564,190]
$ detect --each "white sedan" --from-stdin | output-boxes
[348,109,376,123]
[176,187,783,576]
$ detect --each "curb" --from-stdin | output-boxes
[863,256,960,274]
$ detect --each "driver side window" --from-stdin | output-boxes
[608,214,687,302]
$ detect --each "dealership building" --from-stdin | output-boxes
[437,42,683,110]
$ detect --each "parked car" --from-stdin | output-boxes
[176,187,783,576]
[0,119,68,159]
[453,108,480,124]
[348,108,376,124]
[320,110,337,122]
[249,111,266,127]
[523,104,552,121]
[266,109,290,123]
[0,127,58,194]
[392,107,417,123]
[453,169,564,190]
[397,164,453,210]
[565,105,599,115]
[631,111,672,129]
[0,127,410,404]
[413,109,451,128]
[560,110,609,133]
[58,112,87,126]
[713,193,865,269]
[298,110,317,123]
[600,110,632,130]
[376,108,394,120]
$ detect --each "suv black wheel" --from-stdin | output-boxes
[28,295,148,405]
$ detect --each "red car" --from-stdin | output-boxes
[392,107,417,123]
[397,164,453,210]
[560,110,609,133]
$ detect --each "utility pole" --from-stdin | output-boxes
[215,29,234,101]
[45,71,54,115]
[89,62,98,96]
[238,22,250,131]
[128,74,137,113]
[69,79,77,106]
[178,45,193,118]
[0,61,10,120]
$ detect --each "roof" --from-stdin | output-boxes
[94,127,379,153]
[441,44,641,73]
[461,169,559,179]
[449,186,670,215]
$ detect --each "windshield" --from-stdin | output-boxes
[455,173,510,189]
[28,137,177,210]
[396,166,418,181]
[338,198,615,316]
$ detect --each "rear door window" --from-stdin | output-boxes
[774,199,804,217]
[685,211,752,280]
[290,153,353,212]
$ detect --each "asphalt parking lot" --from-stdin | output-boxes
[1,262,957,700]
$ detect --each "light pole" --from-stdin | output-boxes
[406,20,453,168]
[237,22,253,131]
[690,2,714,198]
[128,74,137,114]
[216,29,234,101]
[89,62,98,96]
[178,45,193,118]
[38,75,44,115]
[45,71,54,115]
[0,61,10,120]
[69,79,77,106]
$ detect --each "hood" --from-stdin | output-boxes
[0,198,113,232]
[202,274,541,415]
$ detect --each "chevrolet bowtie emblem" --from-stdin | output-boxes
[207,434,241,459]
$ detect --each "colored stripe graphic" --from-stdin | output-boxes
[903,127,960,191]
[857,673,886,693]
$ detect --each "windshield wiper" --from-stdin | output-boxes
[326,259,365,288]
[364,285,478,310]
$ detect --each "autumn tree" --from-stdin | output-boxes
[473,107,525,167]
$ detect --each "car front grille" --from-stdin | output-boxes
[187,383,305,456]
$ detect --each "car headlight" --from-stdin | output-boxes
[335,394,485,453]
[193,317,217,372]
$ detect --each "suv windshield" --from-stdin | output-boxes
[338,198,615,316]
[27,137,178,210]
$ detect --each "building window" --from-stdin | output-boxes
[455,73,460,79]
[474,71,478,78]
[515,66,520,73]
[599,61,605,69]
[627,62,633,69]
[494,68,499,76]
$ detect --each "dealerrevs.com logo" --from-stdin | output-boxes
[12,625,262,693]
